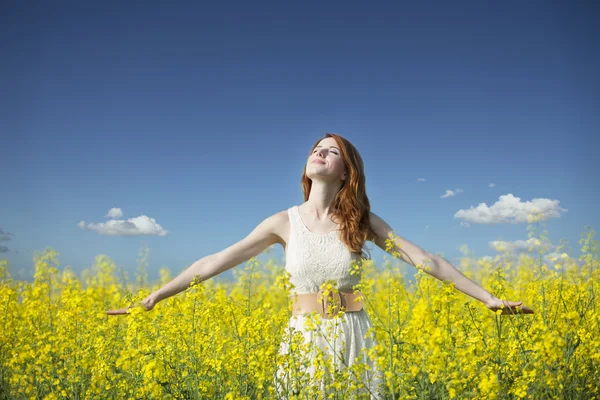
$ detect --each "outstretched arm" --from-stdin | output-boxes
[368,212,534,315]
[106,211,283,315]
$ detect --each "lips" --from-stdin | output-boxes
[312,160,326,164]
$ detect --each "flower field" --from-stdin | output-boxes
[1,225,598,399]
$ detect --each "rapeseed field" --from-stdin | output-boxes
[1,220,598,399]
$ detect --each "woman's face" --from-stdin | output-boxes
[306,137,346,182]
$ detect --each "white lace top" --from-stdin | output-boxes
[285,205,363,295]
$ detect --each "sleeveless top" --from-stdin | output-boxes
[285,205,363,295]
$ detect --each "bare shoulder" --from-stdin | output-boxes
[265,208,290,246]
[368,211,432,267]
[368,211,394,248]
[369,211,392,234]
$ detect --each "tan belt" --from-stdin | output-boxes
[290,288,365,319]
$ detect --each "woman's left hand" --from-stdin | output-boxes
[106,293,157,315]
[486,297,534,315]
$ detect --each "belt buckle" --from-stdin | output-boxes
[316,287,342,319]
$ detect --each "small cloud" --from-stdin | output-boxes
[105,208,123,219]
[441,188,463,198]
[424,224,430,229]
[489,183,495,188]
[0,228,15,253]
[454,193,567,225]
[544,252,569,263]
[487,239,570,268]
[417,178,426,182]
[0,228,15,242]
[78,215,168,237]
[489,238,553,253]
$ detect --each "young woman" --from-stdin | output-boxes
[107,133,534,398]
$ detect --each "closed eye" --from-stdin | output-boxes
[313,150,339,155]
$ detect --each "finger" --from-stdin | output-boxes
[107,304,138,315]
[514,303,532,312]
[506,305,533,314]
[106,308,130,315]
[503,307,518,314]
[504,304,522,314]
[504,301,522,308]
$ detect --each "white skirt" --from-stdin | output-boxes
[274,309,385,399]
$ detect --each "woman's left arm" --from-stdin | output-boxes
[425,254,533,314]
[369,212,534,314]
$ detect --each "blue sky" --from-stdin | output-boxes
[2,1,598,284]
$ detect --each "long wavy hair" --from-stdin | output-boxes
[301,133,377,260]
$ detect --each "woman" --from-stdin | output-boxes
[107,133,534,398]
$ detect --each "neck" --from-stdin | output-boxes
[305,180,343,219]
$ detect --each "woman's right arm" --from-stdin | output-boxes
[106,211,285,314]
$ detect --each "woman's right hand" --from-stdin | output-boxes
[106,293,158,315]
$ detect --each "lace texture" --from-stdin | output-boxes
[285,205,362,294]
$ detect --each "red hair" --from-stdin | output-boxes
[301,133,377,260]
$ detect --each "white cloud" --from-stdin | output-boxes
[485,239,579,269]
[489,238,553,253]
[441,188,463,198]
[417,178,426,182]
[489,183,495,188]
[78,215,168,237]
[478,251,580,270]
[0,228,15,253]
[0,228,14,241]
[105,208,123,219]
[454,193,567,225]
[544,252,570,263]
